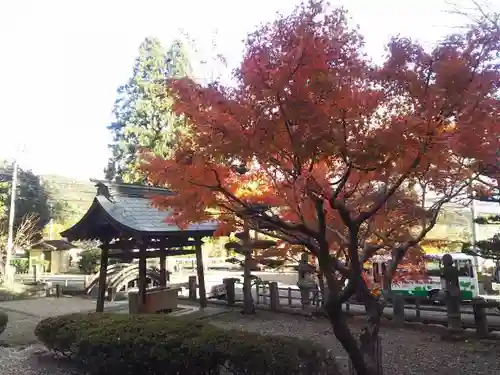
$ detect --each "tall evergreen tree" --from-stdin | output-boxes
[105,37,192,183]
[468,162,500,260]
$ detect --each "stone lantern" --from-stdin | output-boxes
[297,253,317,309]
[441,253,462,333]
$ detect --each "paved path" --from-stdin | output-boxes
[0,297,228,375]
[0,297,127,345]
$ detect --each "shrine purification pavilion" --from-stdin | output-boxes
[60,180,217,312]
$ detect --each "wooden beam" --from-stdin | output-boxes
[106,238,198,250]
[138,243,147,312]
[195,238,207,308]
[96,246,109,312]
[109,248,196,259]
[159,252,167,287]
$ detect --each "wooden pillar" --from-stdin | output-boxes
[138,243,147,312]
[195,238,207,308]
[96,245,109,313]
[159,251,167,287]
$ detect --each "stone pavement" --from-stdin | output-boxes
[0,296,230,345]
[0,296,230,375]
[0,297,128,345]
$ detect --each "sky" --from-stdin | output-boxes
[0,0,494,181]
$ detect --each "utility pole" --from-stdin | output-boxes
[48,202,54,240]
[5,160,18,281]
[470,194,480,293]
[470,197,478,248]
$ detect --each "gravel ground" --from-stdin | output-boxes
[2,298,499,375]
[206,311,500,375]
[0,297,128,375]
[0,345,83,375]
[0,308,85,375]
[0,310,39,345]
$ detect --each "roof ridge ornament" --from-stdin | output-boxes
[96,181,115,203]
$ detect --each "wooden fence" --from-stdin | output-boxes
[181,277,500,338]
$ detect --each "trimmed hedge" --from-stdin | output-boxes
[35,313,339,375]
[0,311,7,335]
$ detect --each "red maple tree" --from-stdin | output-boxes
[142,2,500,373]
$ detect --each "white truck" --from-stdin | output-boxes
[366,252,479,301]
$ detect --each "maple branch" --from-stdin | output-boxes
[360,244,385,264]
[447,0,500,33]
[315,197,327,240]
[192,168,320,240]
[326,225,349,244]
[358,217,376,249]
[331,164,352,202]
[276,92,301,175]
[382,194,458,289]
[251,225,313,249]
[355,165,421,224]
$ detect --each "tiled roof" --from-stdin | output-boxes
[61,180,217,239]
[96,194,216,233]
[95,180,218,234]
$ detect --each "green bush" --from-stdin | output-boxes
[0,311,8,335]
[77,249,101,274]
[35,313,338,375]
[11,258,29,274]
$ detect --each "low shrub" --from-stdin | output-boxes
[11,258,29,274]
[35,313,339,375]
[0,311,7,335]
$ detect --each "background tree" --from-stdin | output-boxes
[0,162,51,230]
[142,2,499,374]
[105,37,193,183]
[464,163,500,260]
[0,213,41,277]
[449,0,500,261]
[41,174,96,232]
[0,213,41,251]
[0,163,50,277]
[78,248,101,274]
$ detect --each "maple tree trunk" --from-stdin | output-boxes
[358,291,384,375]
[318,259,372,375]
[324,293,373,375]
[319,258,383,375]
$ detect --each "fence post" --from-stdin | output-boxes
[392,294,405,326]
[287,287,292,306]
[188,276,197,300]
[472,298,489,338]
[269,282,279,310]
[33,265,38,283]
[445,294,462,334]
[442,254,463,335]
[415,297,421,318]
[223,278,236,306]
[255,281,260,304]
[107,287,116,302]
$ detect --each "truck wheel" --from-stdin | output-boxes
[428,289,442,304]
